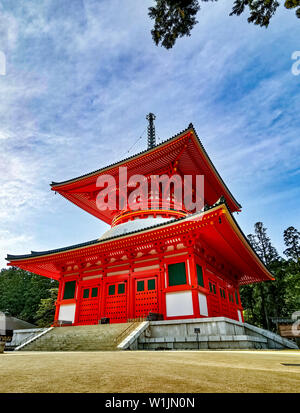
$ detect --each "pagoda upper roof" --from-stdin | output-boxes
[6,202,273,286]
[50,124,242,224]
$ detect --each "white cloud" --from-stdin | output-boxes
[0,229,33,269]
[0,0,299,269]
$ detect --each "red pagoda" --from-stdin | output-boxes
[6,115,273,326]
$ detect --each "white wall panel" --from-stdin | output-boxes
[166,291,193,317]
[58,304,76,323]
[237,310,243,322]
[198,292,208,316]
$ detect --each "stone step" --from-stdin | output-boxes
[20,322,140,351]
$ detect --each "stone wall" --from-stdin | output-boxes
[136,317,298,350]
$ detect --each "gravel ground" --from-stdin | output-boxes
[0,350,299,393]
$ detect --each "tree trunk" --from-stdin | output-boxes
[258,284,270,330]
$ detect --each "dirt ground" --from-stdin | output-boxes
[0,350,299,393]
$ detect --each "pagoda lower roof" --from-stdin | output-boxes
[7,203,273,286]
[50,124,242,224]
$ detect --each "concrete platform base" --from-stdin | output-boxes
[10,317,298,352]
[123,317,298,350]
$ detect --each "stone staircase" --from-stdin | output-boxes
[15,317,298,352]
[17,322,140,351]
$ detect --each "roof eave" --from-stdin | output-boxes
[50,124,242,217]
[6,203,271,283]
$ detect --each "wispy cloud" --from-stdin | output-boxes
[0,0,299,268]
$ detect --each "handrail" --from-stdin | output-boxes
[14,327,54,351]
[113,321,141,344]
[5,331,37,349]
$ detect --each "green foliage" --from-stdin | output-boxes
[0,267,58,326]
[240,223,300,332]
[35,288,58,327]
[230,0,280,27]
[148,0,201,49]
[285,0,300,18]
[149,0,299,49]
[248,222,279,266]
[283,226,300,261]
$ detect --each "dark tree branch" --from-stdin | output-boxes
[149,0,299,49]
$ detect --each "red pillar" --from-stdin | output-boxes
[100,261,108,319]
[54,275,63,323]
[236,288,244,322]
[127,261,134,320]
[159,258,167,319]
[73,273,82,325]
[188,250,200,319]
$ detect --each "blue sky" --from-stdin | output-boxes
[0,0,299,269]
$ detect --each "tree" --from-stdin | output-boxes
[0,268,58,325]
[149,0,300,49]
[283,226,300,262]
[283,265,300,314]
[249,222,279,267]
[230,0,280,27]
[243,222,279,330]
[35,288,58,327]
[240,222,300,332]
[148,0,200,49]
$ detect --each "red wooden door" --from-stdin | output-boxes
[218,282,230,318]
[207,276,220,317]
[77,286,100,325]
[104,282,127,323]
[227,289,239,321]
[134,276,159,319]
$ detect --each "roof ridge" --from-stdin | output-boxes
[51,124,193,187]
